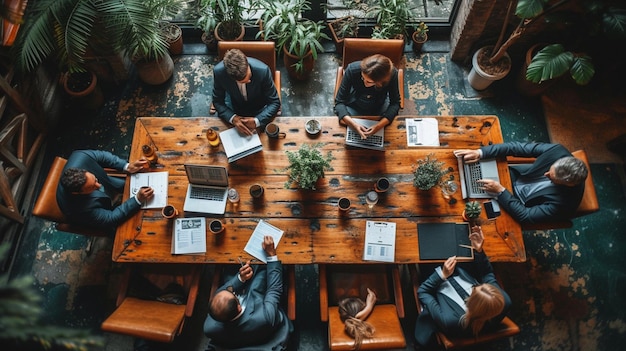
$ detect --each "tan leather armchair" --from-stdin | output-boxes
[334,38,405,109]
[506,149,599,230]
[319,264,406,350]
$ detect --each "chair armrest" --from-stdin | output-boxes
[408,264,422,314]
[398,69,404,109]
[116,265,132,307]
[391,265,404,318]
[319,264,328,322]
[287,265,296,321]
[334,68,344,101]
[185,266,202,317]
[274,71,281,101]
[104,168,127,178]
[209,266,221,298]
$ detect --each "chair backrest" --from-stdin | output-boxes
[341,38,405,69]
[32,156,68,223]
[218,41,277,74]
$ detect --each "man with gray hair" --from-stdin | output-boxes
[212,48,280,136]
[454,142,587,224]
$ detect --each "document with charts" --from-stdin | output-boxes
[171,217,206,255]
[363,220,396,262]
[406,118,440,147]
[244,220,284,263]
[129,171,168,209]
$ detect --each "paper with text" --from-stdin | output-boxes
[171,218,207,255]
[363,220,396,262]
[406,118,440,147]
[244,220,284,263]
[130,171,168,209]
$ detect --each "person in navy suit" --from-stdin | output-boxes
[212,49,281,136]
[334,54,400,139]
[56,150,153,232]
[454,142,588,224]
[204,235,286,349]
[414,226,511,348]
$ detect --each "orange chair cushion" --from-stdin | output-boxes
[436,316,520,349]
[32,156,68,223]
[328,304,406,351]
[101,297,187,343]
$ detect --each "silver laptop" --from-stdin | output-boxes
[183,164,229,215]
[345,118,384,151]
[456,157,500,199]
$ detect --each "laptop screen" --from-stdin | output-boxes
[184,164,229,187]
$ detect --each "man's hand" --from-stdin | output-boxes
[442,256,457,279]
[128,158,149,173]
[136,186,154,203]
[262,235,276,256]
[453,149,481,163]
[238,261,253,282]
[232,115,257,136]
[477,179,506,194]
[469,226,484,253]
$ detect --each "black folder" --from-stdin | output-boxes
[417,223,473,260]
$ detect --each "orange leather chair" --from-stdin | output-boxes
[334,38,405,109]
[101,264,202,343]
[506,149,599,230]
[32,156,110,238]
[408,264,520,349]
[320,264,406,350]
[210,41,281,114]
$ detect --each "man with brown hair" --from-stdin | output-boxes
[212,49,281,135]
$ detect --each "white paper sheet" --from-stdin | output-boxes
[129,171,168,209]
[244,220,284,263]
[171,217,206,255]
[363,220,396,262]
[406,118,440,147]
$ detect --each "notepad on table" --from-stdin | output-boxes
[417,222,473,261]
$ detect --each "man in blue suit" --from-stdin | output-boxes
[204,235,286,349]
[212,49,281,136]
[454,142,588,224]
[56,149,154,232]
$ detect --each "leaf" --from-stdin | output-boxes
[515,0,549,20]
[526,44,573,83]
[570,55,595,85]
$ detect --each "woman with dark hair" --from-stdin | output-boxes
[338,288,377,350]
[414,226,512,349]
[334,54,401,139]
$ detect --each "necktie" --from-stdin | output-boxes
[448,275,470,300]
[237,82,248,101]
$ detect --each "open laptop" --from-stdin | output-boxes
[183,164,229,215]
[456,156,501,199]
[345,118,384,151]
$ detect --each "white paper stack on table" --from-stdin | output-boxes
[244,220,284,263]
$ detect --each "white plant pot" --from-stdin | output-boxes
[468,47,511,90]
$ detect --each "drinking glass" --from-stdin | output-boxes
[227,188,240,203]
[441,180,458,199]
[366,191,379,209]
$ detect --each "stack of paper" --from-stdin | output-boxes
[171,218,206,255]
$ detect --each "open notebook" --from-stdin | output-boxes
[219,127,263,163]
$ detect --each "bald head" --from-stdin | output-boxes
[208,290,240,322]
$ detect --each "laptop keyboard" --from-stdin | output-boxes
[190,187,225,201]
[467,162,486,195]
[347,130,383,148]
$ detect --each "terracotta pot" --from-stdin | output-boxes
[214,21,245,42]
[62,71,104,108]
[411,32,428,55]
[162,22,183,56]
[283,45,314,81]
[468,46,512,90]
[516,43,559,96]
[136,54,174,85]
[328,16,358,54]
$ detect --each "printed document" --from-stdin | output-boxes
[130,171,168,209]
[406,118,440,147]
[363,220,396,262]
[171,218,207,255]
[244,220,284,263]
[219,127,263,163]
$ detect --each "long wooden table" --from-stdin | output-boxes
[112,116,526,264]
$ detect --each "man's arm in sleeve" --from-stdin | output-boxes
[481,142,561,159]
[262,260,283,327]
[496,189,563,223]
[79,150,128,171]
[212,65,236,124]
[254,66,281,126]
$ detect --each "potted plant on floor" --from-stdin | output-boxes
[368,0,414,40]
[203,0,246,42]
[411,22,429,55]
[412,153,450,191]
[284,143,335,190]
[325,0,368,53]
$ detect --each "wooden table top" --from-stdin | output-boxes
[112,116,526,264]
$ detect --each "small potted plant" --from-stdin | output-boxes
[284,143,335,190]
[411,22,429,55]
[412,153,450,191]
[463,201,482,226]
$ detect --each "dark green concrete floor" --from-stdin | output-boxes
[10,42,626,350]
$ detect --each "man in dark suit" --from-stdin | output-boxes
[204,235,286,349]
[454,142,588,224]
[57,149,154,232]
[212,49,281,136]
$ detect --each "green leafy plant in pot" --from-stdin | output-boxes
[463,201,482,226]
[411,22,429,55]
[412,153,450,191]
[284,143,335,190]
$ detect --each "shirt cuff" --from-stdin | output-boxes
[124,163,130,172]
[254,118,260,127]
[229,114,237,124]
[435,266,446,280]
[266,255,278,262]
[478,149,483,158]
[133,195,142,205]
[237,273,244,282]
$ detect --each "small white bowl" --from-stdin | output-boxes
[305,119,321,135]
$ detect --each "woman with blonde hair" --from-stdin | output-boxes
[414,226,511,349]
[338,288,377,350]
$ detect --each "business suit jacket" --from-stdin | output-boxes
[56,150,141,230]
[212,57,281,127]
[414,251,511,346]
[204,261,284,348]
[334,61,400,122]
[481,142,584,224]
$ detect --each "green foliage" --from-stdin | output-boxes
[285,143,334,190]
[0,244,102,350]
[526,44,595,85]
[412,153,450,191]
[368,0,415,39]
[195,0,246,39]
[413,22,429,40]
[464,201,482,219]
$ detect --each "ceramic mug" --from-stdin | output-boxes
[209,219,224,234]
[162,204,178,219]
[250,184,264,198]
[265,122,285,138]
[338,197,351,212]
[375,177,390,192]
